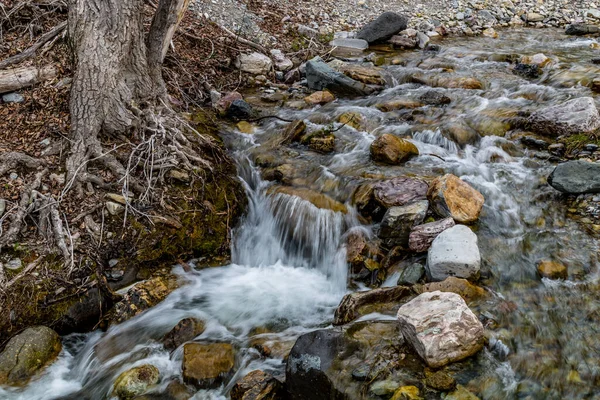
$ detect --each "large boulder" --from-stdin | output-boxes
[182,343,235,388]
[0,326,62,385]
[235,52,273,74]
[231,370,285,400]
[356,12,409,44]
[305,57,375,97]
[112,364,160,400]
[528,97,600,137]
[427,174,484,224]
[373,177,429,208]
[370,134,419,164]
[426,225,481,282]
[333,286,412,325]
[547,160,600,194]
[409,217,455,252]
[397,291,485,368]
[379,200,429,248]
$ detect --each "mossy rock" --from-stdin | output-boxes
[113,364,160,399]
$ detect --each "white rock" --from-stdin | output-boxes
[270,49,293,72]
[426,225,481,281]
[329,38,369,50]
[235,52,273,75]
[106,201,124,215]
[587,9,600,19]
[528,97,600,137]
[397,291,485,368]
[417,31,430,48]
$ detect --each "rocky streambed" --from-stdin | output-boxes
[3,19,600,400]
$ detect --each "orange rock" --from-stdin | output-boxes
[427,174,484,223]
[304,90,335,105]
[376,98,424,112]
[182,343,235,386]
[421,277,486,303]
[370,133,419,164]
[537,260,567,279]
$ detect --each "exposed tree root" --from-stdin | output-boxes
[0,152,46,176]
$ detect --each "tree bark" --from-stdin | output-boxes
[0,65,57,94]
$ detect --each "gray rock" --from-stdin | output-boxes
[478,10,497,24]
[417,31,430,49]
[587,9,600,19]
[0,198,5,218]
[419,89,451,105]
[2,92,24,103]
[456,12,465,20]
[548,160,600,194]
[227,99,256,120]
[526,12,544,23]
[9,172,18,180]
[397,291,485,368]
[305,57,375,97]
[330,38,369,50]
[333,286,412,325]
[356,12,409,44]
[6,258,22,270]
[270,49,293,72]
[528,97,600,137]
[235,52,273,75]
[397,263,425,285]
[426,225,480,281]
[379,200,429,248]
[565,24,600,35]
[297,24,319,38]
[106,201,124,215]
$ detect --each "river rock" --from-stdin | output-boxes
[335,63,386,86]
[428,174,484,224]
[227,99,256,121]
[566,24,600,35]
[231,370,284,400]
[113,364,160,399]
[280,120,306,144]
[397,291,485,368]
[521,53,550,68]
[2,92,24,103]
[412,73,483,90]
[269,49,293,72]
[447,385,481,400]
[305,57,375,97]
[162,318,206,351]
[443,122,480,146]
[304,90,335,105]
[376,98,424,111]
[397,262,425,286]
[345,230,382,276]
[215,91,243,115]
[388,35,418,49]
[526,13,544,23]
[374,177,429,209]
[356,12,409,44]
[426,225,481,282]
[182,343,235,387]
[425,370,456,391]
[420,277,486,303]
[513,63,541,79]
[547,160,600,194]
[338,112,366,130]
[419,89,451,105]
[235,52,273,74]
[537,260,568,280]
[268,186,347,213]
[528,97,600,137]
[0,326,62,385]
[370,134,419,164]
[379,200,429,248]
[333,286,412,325]
[330,38,369,51]
[409,217,455,252]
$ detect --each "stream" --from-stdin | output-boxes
[4,27,600,400]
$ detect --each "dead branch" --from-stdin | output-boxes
[0,64,57,94]
[0,21,66,69]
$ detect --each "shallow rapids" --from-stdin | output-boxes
[5,27,600,399]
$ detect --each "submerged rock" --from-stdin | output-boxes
[547,160,600,194]
[409,217,455,252]
[528,97,600,137]
[397,291,484,368]
[427,174,484,224]
[426,225,481,282]
[182,343,235,387]
[537,260,568,280]
[333,286,412,325]
[379,201,429,248]
[162,318,206,351]
[305,57,375,97]
[0,326,62,385]
[356,12,409,44]
[370,134,419,164]
[231,370,284,400]
[268,186,347,213]
[420,277,486,303]
[113,364,160,400]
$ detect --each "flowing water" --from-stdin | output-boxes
[4,27,600,399]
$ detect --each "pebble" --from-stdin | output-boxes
[6,258,22,270]
[2,92,24,103]
[9,172,18,180]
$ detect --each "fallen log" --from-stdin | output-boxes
[0,65,57,94]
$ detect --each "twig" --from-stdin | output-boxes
[247,115,295,123]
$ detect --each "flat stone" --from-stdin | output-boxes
[426,225,481,282]
[548,160,600,194]
[162,318,206,351]
[566,24,600,35]
[373,177,429,209]
[379,200,429,248]
[231,370,284,400]
[397,291,485,368]
[305,56,375,97]
[420,277,486,303]
[330,38,369,50]
[526,13,544,23]
[397,263,425,286]
[304,90,335,105]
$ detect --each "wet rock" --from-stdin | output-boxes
[412,73,483,90]
[409,217,455,253]
[513,63,541,79]
[215,92,243,116]
[227,99,256,121]
[376,98,424,112]
[113,364,160,400]
[397,291,485,368]
[397,263,425,286]
[330,38,369,51]
[425,370,456,391]
[231,370,284,400]
[270,49,293,72]
[416,32,430,49]
[235,52,273,74]
[369,379,400,396]
[547,160,600,194]
[333,286,412,325]
[250,335,295,360]
[388,35,418,49]
[392,386,421,399]
[0,326,62,385]
[427,174,484,224]
[419,90,451,105]
[370,134,419,164]
[345,230,382,275]
[443,122,480,146]
[379,201,429,248]
[305,56,375,97]
[304,90,335,105]
[420,277,486,303]
[426,225,481,282]
[482,28,498,39]
[528,97,600,137]
[446,384,480,400]
[338,112,365,130]
[336,64,386,86]
[521,53,550,68]
[182,343,235,387]
[111,276,179,324]
[566,24,600,36]
[537,260,568,280]
[374,177,429,209]
[356,12,409,44]
[301,130,336,153]
[163,318,206,351]
[268,186,347,213]
[280,120,307,144]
